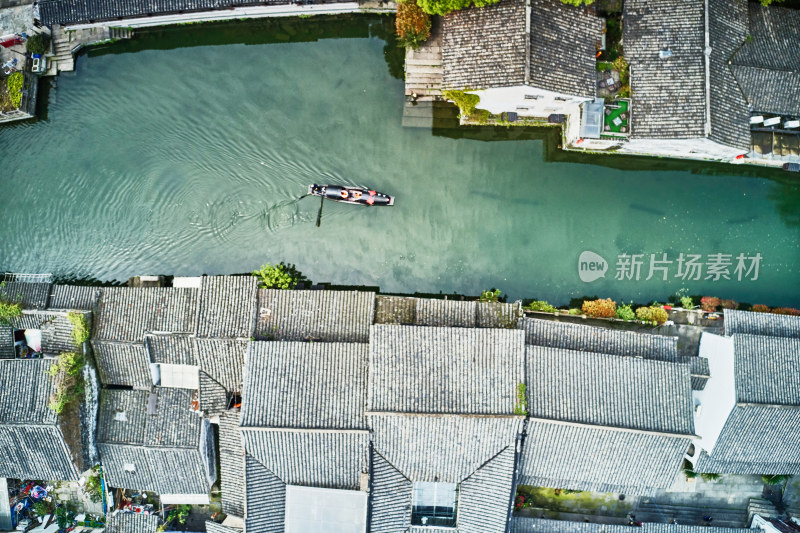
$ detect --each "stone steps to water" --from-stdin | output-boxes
[406,58,442,67]
[635,501,748,528]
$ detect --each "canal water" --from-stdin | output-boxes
[0,16,798,306]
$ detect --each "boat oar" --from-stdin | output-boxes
[297,193,310,201]
[315,196,324,227]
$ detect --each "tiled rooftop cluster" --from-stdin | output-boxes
[4,275,799,532]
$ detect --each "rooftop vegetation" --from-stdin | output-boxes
[252,262,307,290]
[47,351,86,414]
[396,0,431,49]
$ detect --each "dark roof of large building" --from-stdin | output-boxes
[146,334,197,366]
[195,276,257,338]
[244,453,285,533]
[369,413,523,484]
[528,0,603,97]
[442,0,527,90]
[707,0,751,151]
[94,287,198,342]
[526,346,694,434]
[92,340,152,389]
[624,0,707,139]
[442,0,602,95]
[368,325,525,415]
[729,3,800,116]
[520,420,691,494]
[724,309,800,338]
[375,296,521,329]
[0,359,80,480]
[242,341,368,429]
[256,289,375,342]
[194,337,246,393]
[733,334,800,405]
[370,449,412,533]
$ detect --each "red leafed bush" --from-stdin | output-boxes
[771,307,800,316]
[700,296,721,312]
[395,1,431,49]
[720,299,739,310]
[751,304,770,313]
[582,298,617,318]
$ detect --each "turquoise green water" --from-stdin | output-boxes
[1,16,798,306]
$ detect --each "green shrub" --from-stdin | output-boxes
[470,108,490,124]
[701,472,721,481]
[84,472,103,503]
[683,460,698,479]
[560,0,593,4]
[680,296,694,310]
[26,33,51,55]
[443,90,480,117]
[47,352,86,414]
[166,505,191,525]
[720,299,738,310]
[615,303,635,321]
[416,0,500,16]
[762,474,788,485]
[568,308,581,315]
[68,311,91,345]
[479,289,501,303]
[636,306,668,325]
[0,300,22,324]
[252,263,306,290]
[526,300,558,313]
[6,72,23,108]
[513,383,527,415]
[582,298,617,318]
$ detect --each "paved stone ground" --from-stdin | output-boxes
[52,469,105,516]
[783,477,800,516]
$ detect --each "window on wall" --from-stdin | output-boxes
[411,482,459,528]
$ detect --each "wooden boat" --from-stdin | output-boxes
[308,184,394,206]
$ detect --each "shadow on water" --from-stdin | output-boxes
[85,13,404,79]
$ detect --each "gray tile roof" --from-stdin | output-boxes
[48,285,101,311]
[241,429,370,489]
[442,0,527,90]
[368,325,525,415]
[733,334,800,405]
[696,405,800,474]
[205,521,241,533]
[369,414,523,483]
[98,387,212,494]
[731,66,800,116]
[198,371,228,415]
[0,281,51,309]
[94,287,198,342]
[624,0,707,139]
[146,334,197,365]
[0,425,80,481]
[522,318,678,361]
[105,511,160,533]
[458,445,515,533]
[528,0,603,97]
[644,525,752,533]
[520,420,691,494]
[724,309,800,338]
[194,338,246,392]
[244,453,285,533]
[242,341,368,429]
[206,523,242,533]
[219,411,245,518]
[415,299,478,327]
[4,311,83,355]
[0,359,58,425]
[526,346,695,435]
[97,389,149,445]
[0,360,80,480]
[0,327,13,359]
[256,289,375,342]
[512,517,633,533]
[196,276,257,338]
[374,295,416,325]
[91,340,152,389]
[707,0,751,151]
[370,449,412,533]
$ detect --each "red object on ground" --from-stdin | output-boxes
[663,305,672,311]
[1,38,21,48]
[735,154,746,160]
